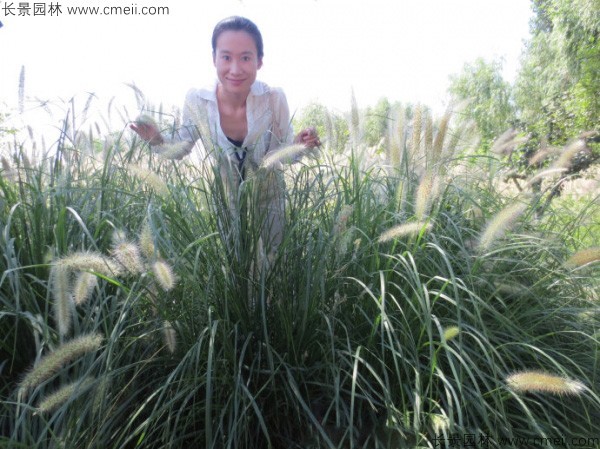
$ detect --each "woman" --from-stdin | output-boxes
[131,16,320,257]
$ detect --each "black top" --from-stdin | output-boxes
[227,136,246,181]
[227,136,244,148]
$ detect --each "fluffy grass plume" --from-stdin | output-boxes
[152,259,176,291]
[19,333,103,391]
[565,247,600,268]
[490,128,519,155]
[350,87,360,143]
[163,320,176,354]
[442,326,460,342]
[378,221,432,243]
[1,156,18,182]
[127,164,169,197]
[432,111,451,162]
[414,173,438,220]
[139,220,158,260]
[110,241,145,275]
[72,272,98,306]
[551,139,586,170]
[153,141,194,160]
[50,265,72,336]
[333,204,353,236]
[411,105,422,154]
[111,229,128,245]
[506,371,585,396]
[37,378,95,414]
[424,114,433,156]
[430,413,450,434]
[55,251,122,278]
[261,144,306,169]
[477,202,528,251]
[527,147,560,167]
[525,167,567,187]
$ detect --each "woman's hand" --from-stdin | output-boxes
[130,116,164,145]
[294,127,321,149]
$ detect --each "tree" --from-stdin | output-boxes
[363,97,392,149]
[515,0,600,144]
[293,102,349,153]
[448,58,516,150]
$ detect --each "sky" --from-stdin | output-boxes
[0,0,533,142]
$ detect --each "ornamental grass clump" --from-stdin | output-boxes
[19,333,103,391]
[2,91,599,448]
[506,371,585,396]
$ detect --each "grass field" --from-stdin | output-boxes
[1,102,598,448]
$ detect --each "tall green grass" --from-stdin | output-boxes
[0,100,598,448]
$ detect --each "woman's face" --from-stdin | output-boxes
[213,30,262,97]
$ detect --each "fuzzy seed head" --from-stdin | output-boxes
[152,259,176,291]
[128,164,169,197]
[490,129,519,155]
[333,204,354,235]
[50,265,73,336]
[378,221,432,243]
[111,241,145,275]
[163,320,176,354]
[55,252,122,278]
[1,156,11,172]
[432,111,451,161]
[565,247,600,268]
[411,106,422,154]
[154,141,194,160]
[414,173,437,220]
[526,168,567,186]
[443,326,460,342]
[477,203,528,251]
[20,333,103,391]
[73,272,98,306]
[424,114,433,155]
[551,139,586,170]
[430,413,450,434]
[527,147,559,167]
[506,371,585,396]
[37,378,95,414]
[111,229,128,245]
[139,221,158,260]
[261,144,306,168]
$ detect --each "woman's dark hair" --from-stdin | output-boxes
[212,16,264,60]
